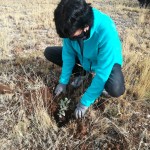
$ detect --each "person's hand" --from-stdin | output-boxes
[54,83,67,96]
[75,102,88,119]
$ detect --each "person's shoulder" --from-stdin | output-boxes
[91,8,118,41]
[92,8,111,19]
[92,7,114,28]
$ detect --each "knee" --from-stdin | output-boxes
[109,84,125,98]
[44,47,54,61]
[105,63,125,98]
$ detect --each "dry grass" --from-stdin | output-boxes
[0,0,150,149]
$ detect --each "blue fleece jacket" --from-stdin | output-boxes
[59,8,123,107]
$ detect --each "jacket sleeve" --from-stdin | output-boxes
[59,38,76,84]
[80,20,122,107]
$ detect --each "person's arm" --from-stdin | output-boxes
[80,20,122,107]
[59,38,76,84]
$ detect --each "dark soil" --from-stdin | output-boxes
[93,98,108,112]
[53,105,75,127]
[21,82,76,127]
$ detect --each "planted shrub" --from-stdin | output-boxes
[58,98,71,118]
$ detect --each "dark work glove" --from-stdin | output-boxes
[54,83,66,96]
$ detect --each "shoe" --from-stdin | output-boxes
[102,89,111,98]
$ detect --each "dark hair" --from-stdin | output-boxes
[54,0,94,38]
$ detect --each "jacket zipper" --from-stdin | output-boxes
[77,39,92,71]
[77,39,84,63]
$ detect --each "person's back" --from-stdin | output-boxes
[63,7,123,72]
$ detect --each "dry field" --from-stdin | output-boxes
[0,0,150,149]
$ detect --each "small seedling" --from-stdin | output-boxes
[58,97,71,119]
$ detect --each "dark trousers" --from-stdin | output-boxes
[44,46,125,97]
